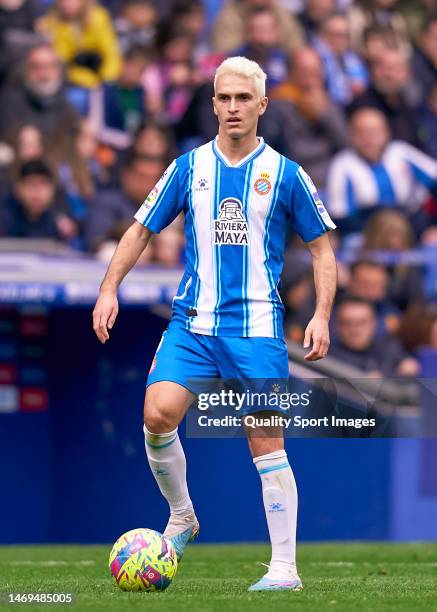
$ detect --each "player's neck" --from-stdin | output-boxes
[216,132,260,166]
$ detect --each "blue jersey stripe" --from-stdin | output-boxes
[213,158,221,334]
[186,151,198,331]
[264,155,285,338]
[242,161,254,336]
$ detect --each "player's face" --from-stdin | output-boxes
[212,73,268,140]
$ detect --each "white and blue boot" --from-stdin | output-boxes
[248,576,303,592]
[249,564,303,592]
[163,510,200,562]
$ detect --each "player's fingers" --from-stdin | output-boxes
[304,336,322,361]
[303,325,312,349]
[94,311,109,343]
[99,317,110,342]
[312,338,330,360]
[108,306,118,329]
[92,310,102,340]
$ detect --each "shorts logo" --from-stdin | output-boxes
[254,172,271,195]
[214,197,248,245]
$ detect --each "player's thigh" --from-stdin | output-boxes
[216,337,288,458]
[144,324,219,432]
[144,381,195,433]
[217,336,289,380]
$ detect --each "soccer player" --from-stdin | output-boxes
[93,56,337,592]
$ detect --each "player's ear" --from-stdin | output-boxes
[212,97,218,116]
[259,96,268,116]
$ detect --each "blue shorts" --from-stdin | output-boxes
[146,323,289,413]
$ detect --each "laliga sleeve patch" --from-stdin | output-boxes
[298,167,336,230]
[140,160,176,213]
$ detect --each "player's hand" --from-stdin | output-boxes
[92,290,119,344]
[303,316,330,361]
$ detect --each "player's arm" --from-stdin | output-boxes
[93,221,152,344]
[303,233,337,361]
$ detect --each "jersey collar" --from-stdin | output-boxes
[212,136,266,168]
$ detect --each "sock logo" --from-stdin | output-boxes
[154,467,170,476]
[268,502,285,513]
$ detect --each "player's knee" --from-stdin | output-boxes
[144,396,174,433]
[248,436,284,459]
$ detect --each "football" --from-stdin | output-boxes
[109,528,178,592]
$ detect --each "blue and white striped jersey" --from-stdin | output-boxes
[326,141,437,218]
[135,137,335,338]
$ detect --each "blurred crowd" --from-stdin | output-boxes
[0,0,437,374]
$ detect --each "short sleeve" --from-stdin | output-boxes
[290,166,336,242]
[134,160,182,233]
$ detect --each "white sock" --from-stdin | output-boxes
[144,425,194,516]
[254,449,298,580]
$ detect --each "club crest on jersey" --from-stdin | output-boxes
[254,172,271,195]
[214,197,248,245]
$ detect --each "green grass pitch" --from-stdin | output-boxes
[1,543,437,611]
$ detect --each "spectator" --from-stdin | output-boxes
[115,0,157,55]
[0,159,78,242]
[152,221,184,266]
[361,23,401,63]
[172,0,209,61]
[298,0,335,41]
[399,304,437,352]
[326,108,437,232]
[411,13,437,102]
[418,83,437,159]
[212,0,304,56]
[88,45,150,150]
[362,210,426,311]
[330,296,419,377]
[345,259,401,335]
[11,124,44,162]
[0,44,79,152]
[281,261,315,344]
[348,0,410,52]
[261,46,348,190]
[233,7,288,90]
[313,11,368,106]
[0,0,37,85]
[85,154,164,252]
[348,47,421,146]
[57,118,109,226]
[398,0,437,42]
[38,0,122,90]
[130,121,176,164]
[174,79,215,146]
[141,23,197,123]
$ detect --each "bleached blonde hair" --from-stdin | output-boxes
[214,56,267,98]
